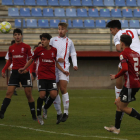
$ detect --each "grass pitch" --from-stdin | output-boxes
[0,89,140,140]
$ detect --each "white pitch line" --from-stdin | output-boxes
[0,124,127,140]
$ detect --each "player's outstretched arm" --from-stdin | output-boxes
[18,59,33,74]
[56,62,70,76]
[1,59,12,78]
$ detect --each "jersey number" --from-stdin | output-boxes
[133,58,139,72]
[122,30,134,39]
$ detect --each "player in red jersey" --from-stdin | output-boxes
[104,35,140,134]
[0,28,37,120]
[19,33,69,125]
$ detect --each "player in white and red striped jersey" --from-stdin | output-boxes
[105,20,140,132]
[1,28,36,120]
[105,35,140,134]
[48,22,78,124]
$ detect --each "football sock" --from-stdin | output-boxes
[53,94,62,115]
[44,96,55,110]
[62,92,69,115]
[115,86,122,99]
[28,102,36,118]
[37,97,43,116]
[115,111,124,129]
[129,108,140,120]
[1,98,11,114]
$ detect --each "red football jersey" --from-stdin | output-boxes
[31,46,57,80]
[8,42,32,70]
[119,48,140,88]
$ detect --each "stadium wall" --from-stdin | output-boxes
[0,57,119,89]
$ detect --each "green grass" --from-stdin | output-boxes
[0,89,140,140]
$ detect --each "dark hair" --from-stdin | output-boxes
[33,45,38,50]
[120,35,132,47]
[40,33,52,40]
[11,40,15,45]
[106,20,121,29]
[38,42,41,46]
[13,28,22,35]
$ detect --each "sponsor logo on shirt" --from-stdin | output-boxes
[13,55,24,58]
[41,53,44,55]
[12,50,14,52]
[55,40,57,41]
[42,59,53,62]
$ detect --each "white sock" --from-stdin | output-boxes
[62,92,69,115]
[115,86,122,99]
[53,94,62,115]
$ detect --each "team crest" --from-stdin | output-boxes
[120,55,123,60]
[51,52,54,57]
[21,48,24,53]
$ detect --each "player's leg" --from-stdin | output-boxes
[53,69,63,123]
[114,65,124,129]
[43,80,58,120]
[0,70,19,119]
[37,90,46,125]
[0,86,16,119]
[53,82,63,124]
[59,80,69,122]
[21,72,37,120]
[116,88,140,120]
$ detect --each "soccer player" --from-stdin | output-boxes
[5,40,17,95]
[105,20,140,132]
[0,28,37,120]
[18,33,69,125]
[104,34,140,134]
[43,22,78,124]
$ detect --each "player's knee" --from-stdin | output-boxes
[50,92,57,99]
[6,91,13,98]
[60,87,66,94]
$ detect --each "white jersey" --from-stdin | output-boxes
[5,52,13,69]
[114,29,140,54]
[50,36,77,68]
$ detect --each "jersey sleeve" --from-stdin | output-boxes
[136,29,140,35]
[113,34,120,46]
[5,52,9,60]
[32,47,40,60]
[49,38,53,46]
[70,41,77,56]
[27,45,32,60]
[8,47,12,60]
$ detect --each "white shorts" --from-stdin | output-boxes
[118,62,122,69]
[56,67,69,83]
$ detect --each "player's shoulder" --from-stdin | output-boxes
[67,37,72,42]
[9,44,15,50]
[51,36,57,41]
[22,42,31,48]
[50,45,57,51]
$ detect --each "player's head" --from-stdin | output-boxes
[33,45,38,51]
[13,28,23,43]
[40,33,52,47]
[120,34,132,49]
[58,22,68,37]
[11,40,15,45]
[38,41,42,47]
[106,20,121,36]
